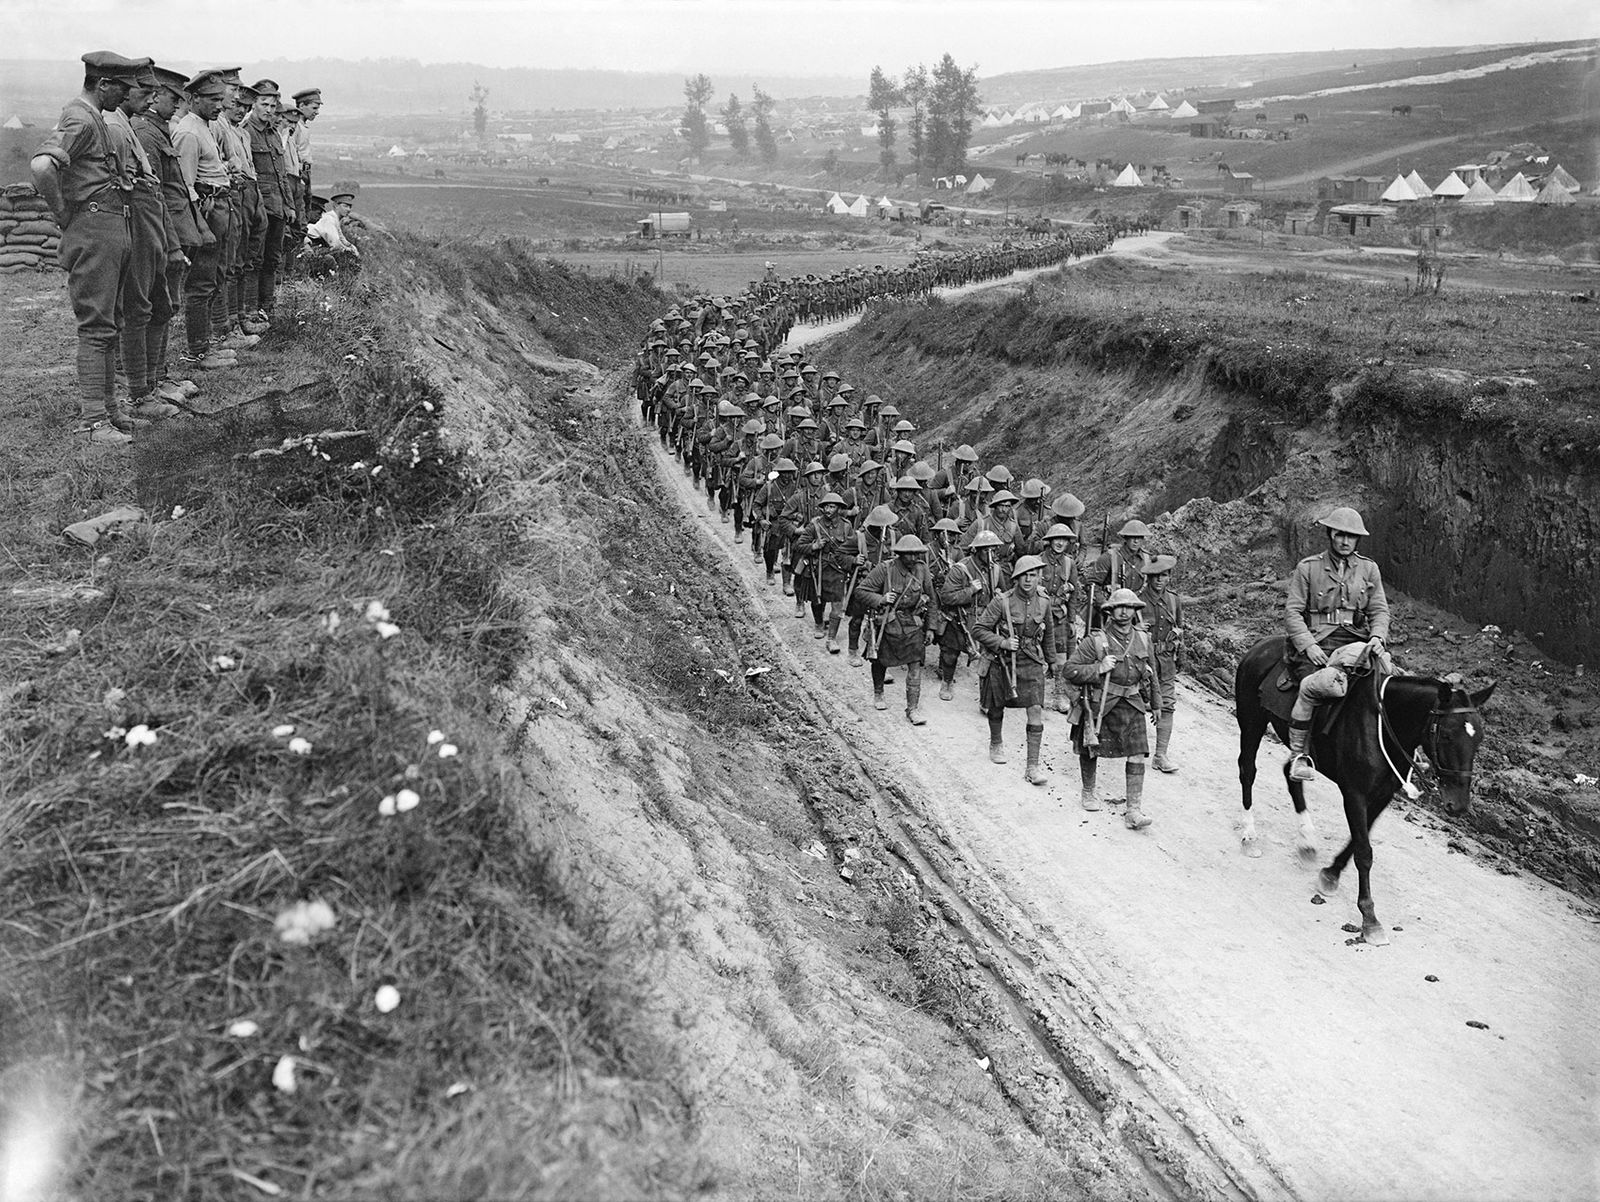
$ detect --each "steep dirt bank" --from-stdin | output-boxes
[817,269,1600,903]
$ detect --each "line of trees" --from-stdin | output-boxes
[867,55,980,180]
[681,75,778,164]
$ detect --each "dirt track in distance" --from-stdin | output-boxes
[646,245,1600,1201]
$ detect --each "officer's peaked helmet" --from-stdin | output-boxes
[1319,506,1370,537]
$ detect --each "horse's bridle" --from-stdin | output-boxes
[1378,677,1479,794]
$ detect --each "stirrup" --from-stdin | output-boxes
[1288,754,1317,782]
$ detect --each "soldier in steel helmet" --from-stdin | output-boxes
[824,452,858,519]
[1084,518,1150,630]
[1063,589,1161,828]
[740,433,782,564]
[857,534,935,724]
[1040,522,1083,712]
[937,528,1002,702]
[975,554,1059,784]
[754,457,799,587]
[783,461,828,617]
[1283,506,1391,781]
[847,505,900,665]
[1140,554,1184,773]
[795,492,858,648]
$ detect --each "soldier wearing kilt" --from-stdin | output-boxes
[846,505,899,666]
[1040,522,1083,712]
[1062,588,1161,830]
[739,434,782,565]
[782,461,827,615]
[857,535,934,725]
[794,494,856,649]
[936,527,1002,703]
[1140,554,1184,773]
[975,555,1058,785]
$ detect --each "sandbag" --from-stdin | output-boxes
[5,233,49,246]
[11,219,58,236]
[0,251,44,268]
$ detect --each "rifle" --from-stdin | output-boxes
[1082,632,1116,754]
[1002,590,1020,700]
[842,530,865,612]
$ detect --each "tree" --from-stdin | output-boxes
[469,82,489,140]
[929,54,980,177]
[681,73,713,162]
[902,64,929,177]
[751,84,778,164]
[721,93,749,158]
[868,65,902,180]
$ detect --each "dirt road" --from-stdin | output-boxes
[646,248,1600,1200]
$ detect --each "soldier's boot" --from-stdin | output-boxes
[848,640,862,667]
[825,614,842,655]
[939,673,954,702]
[1287,721,1317,782]
[1024,724,1048,786]
[1052,672,1072,715]
[988,711,1007,763]
[1079,756,1102,811]
[795,598,806,620]
[1123,762,1152,830]
[905,662,926,725]
[873,688,889,712]
[1153,713,1179,773]
[782,566,794,596]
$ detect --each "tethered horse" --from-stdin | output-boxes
[1235,636,1494,945]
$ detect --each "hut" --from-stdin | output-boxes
[1283,210,1318,236]
[1222,170,1255,195]
[1326,203,1396,238]
[1222,201,1259,227]
[1173,203,1206,229]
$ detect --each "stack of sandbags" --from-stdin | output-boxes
[0,184,61,273]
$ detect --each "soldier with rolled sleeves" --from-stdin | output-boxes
[31,51,152,441]
[283,87,320,277]
[244,80,298,327]
[1083,518,1149,630]
[106,64,169,421]
[207,69,255,345]
[975,555,1059,784]
[794,493,857,649]
[170,71,234,373]
[1283,507,1391,782]
[1063,589,1161,828]
[1041,522,1083,713]
[857,534,934,724]
[1140,554,1184,773]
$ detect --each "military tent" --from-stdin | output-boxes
[860,123,880,138]
[966,174,992,194]
[1404,170,1432,199]
[1145,94,1169,111]
[845,194,870,217]
[1432,171,1469,199]
[1547,164,1581,194]
[1534,178,1576,206]
[1495,173,1537,203]
[2,115,26,130]
[825,192,850,214]
[386,145,408,157]
[1111,164,1143,188]
[1109,97,1136,115]
[1052,103,1080,120]
[1169,100,1199,118]
[1459,178,1497,205]
[981,111,1003,128]
[1380,174,1418,202]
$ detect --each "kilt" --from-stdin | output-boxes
[816,563,850,604]
[979,656,1047,711]
[870,614,926,668]
[1072,698,1149,757]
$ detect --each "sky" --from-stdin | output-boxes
[3,0,1596,78]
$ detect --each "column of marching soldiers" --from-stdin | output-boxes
[633,243,1186,833]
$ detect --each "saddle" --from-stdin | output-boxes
[1257,651,1375,733]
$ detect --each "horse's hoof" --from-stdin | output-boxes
[1242,837,1264,859]
[1297,843,1319,866]
[1360,924,1390,946]
[1316,869,1340,896]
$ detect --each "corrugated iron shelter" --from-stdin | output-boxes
[1326,203,1396,238]
[1283,210,1318,235]
[1173,203,1206,229]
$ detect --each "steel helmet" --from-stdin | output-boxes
[763,394,781,408]
[1011,554,1047,579]
[758,433,783,451]
[786,404,809,419]
[1141,553,1178,574]
[800,363,818,375]
[827,453,850,472]
[1119,519,1152,538]
[819,491,845,507]
[909,460,937,483]
[989,489,1020,507]
[1020,477,1051,500]
[1051,492,1086,519]
[968,530,1004,550]
[844,416,867,430]
[892,534,928,554]
[774,457,798,473]
[716,399,743,417]
[891,439,917,456]
[836,382,855,395]
[856,458,884,475]
[985,464,1013,485]
[965,477,993,494]
[803,460,826,476]
[821,369,840,382]
[864,504,899,528]
[878,403,900,418]
[892,475,922,491]
[825,395,848,409]
[932,517,962,533]
[741,417,764,435]
[953,444,979,463]
[796,417,820,432]
[893,420,916,434]
[1043,522,1078,541]
[1319,506,1370,536]
[1100,587,1146,611]
[863,394,883,407]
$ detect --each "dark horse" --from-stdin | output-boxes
[1235,636,1494,945]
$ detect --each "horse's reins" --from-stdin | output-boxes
[1376,676,1477,799]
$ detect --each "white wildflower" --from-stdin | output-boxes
[274,899,337,945]
[287,737,312,756]
[171,505,187,519]
[272,724,296,738]
[437,744,458,759]
[212,654,237,671]
[426,730,445,745]
[378,794,398,817]
[363,600,390,624]
[272,1055,297,1094]
[227,1019,260,1038]
[321,611,341,634]
[395,788,420,813]
[124,724,157,748]
[374,622,401,640]
[374,985,401,1013]
[104,725,127,741]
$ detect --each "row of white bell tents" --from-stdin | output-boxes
[1383,166,1583,204]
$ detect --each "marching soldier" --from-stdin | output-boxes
[975,555,1059,785]
[961,488,1021,567]
[782,461,828,616]
[739,432,783,561]
[846,504,899,665]
[887,476,930,545]
[937,528,1002,702]
[823,453,857,519]
[754,457,799,588]
[794,493,857,650]
[1140,554,1184,773]
[1084,518,1150,630]
[929,443,980,517]
[855,458,889,521]
[1041,522,1083,712]
[857,534,934,724]
[1015,478,1052,551]
[1062,590,1161,829]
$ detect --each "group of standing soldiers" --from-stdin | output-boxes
[31,51,332,443]
[634,260,1186,832]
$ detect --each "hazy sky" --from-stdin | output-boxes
[5,0,1596,77]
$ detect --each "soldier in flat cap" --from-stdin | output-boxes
[32,51,151,441]
[135,67,202,403]
[170,71,234,372]
[284,88,320,276]
[244,80,298,327]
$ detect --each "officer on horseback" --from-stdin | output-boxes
[1284,507,1391,781]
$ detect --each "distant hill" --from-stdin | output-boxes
[0,57,864,123]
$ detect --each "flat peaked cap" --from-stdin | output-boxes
[236,83,260,102]
[81,51,153,81]
[185,71,228,97]
[194,66,242,83]
[151,66,190,96]
[329,190,355,204]
[292,87,322,102]
[250,79,281,97]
